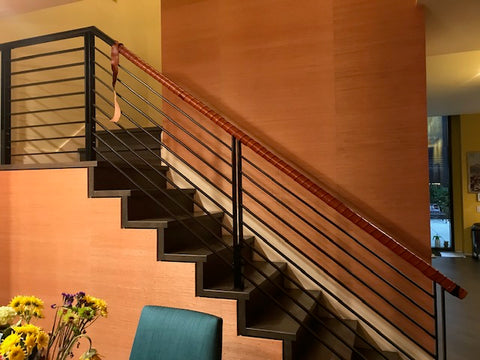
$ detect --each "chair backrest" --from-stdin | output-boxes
[129,305,223,360]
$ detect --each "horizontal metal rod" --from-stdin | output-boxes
[94,89,232,184]
[241,205,433,357]
[238,235,390,360]
[11,47,84,62]
[11,105,84,116]
[10,76,84,89]
[242,171,434,318]
[94,68,231,167]
[94,135,363,360]
[93,146,350,360]
[11,91,84,103]
[0,26,113,50]
[93,119,233,237]
[95,47,231,149]
[94,109,233,219]
[11,121,84,130]
[242,155,434,298]
[97,105,231,204]
[93,104,412,358]
[242,186,435,336]
[94,111,389,360]
[11,135,84,143]
[94,134,233,253]
[11,61,84,76]
[11,150,79,156]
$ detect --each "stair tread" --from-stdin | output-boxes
[296,318,358,360]
[205,261,286,298]
[127,211,223,228]
[96,126,161,135]
[166,235,253,256]
[247,289,321,340]
[352,348,401,360]
[95,160,168,171]
[129,188,196,197]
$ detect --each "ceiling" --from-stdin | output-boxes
[0,0,79,18]
[420,0,480,115]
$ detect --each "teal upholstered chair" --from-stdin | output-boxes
[129,305,223,360]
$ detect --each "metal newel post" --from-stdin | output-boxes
[232,136,244,290]
[434,283,439,360]
[84,31,96,161]
[1,47,12,164]
[441,288,447,360]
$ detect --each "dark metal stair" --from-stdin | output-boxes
[85,128,402,360]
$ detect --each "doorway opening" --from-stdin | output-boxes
[428,116,454,251]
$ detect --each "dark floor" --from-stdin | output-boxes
[432,257,480,359]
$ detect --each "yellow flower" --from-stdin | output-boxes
[8,295,44,319]
[0,333,21,354]
[24,334,36,354]
[84,296,108,318]
[37,331,50,350]
[7,345,26,360]
[13,324,40,336]
[8,296,25,313]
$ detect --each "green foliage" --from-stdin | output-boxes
[429,184,450,217]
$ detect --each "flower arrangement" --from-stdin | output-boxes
[0,293,107,360]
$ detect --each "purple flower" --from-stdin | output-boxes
[62,293,75,307]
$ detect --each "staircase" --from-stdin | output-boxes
[0,27,467,360]
[86,129,401,360]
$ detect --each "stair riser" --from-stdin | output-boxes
[94,149,162,166]
[93,166,167,190]
[245,270,285,323]
[202,244,253,289]
[163,215,223,252]
[96,129,162,150]
[127,191,194,220]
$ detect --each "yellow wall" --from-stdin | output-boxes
[0,0,161,69]
[454,113,480,254]
[450,116,464,252]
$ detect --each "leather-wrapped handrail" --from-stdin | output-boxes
[114,42,467,299]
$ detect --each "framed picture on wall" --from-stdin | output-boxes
[467,152,480,192]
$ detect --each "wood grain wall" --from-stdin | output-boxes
[0,168,281,360]
[161,0,430,260]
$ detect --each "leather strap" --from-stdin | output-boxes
[110,41,123,123]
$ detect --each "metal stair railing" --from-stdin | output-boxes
[0,27,467,360]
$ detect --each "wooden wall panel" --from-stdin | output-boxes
[0,169,281,360]
[161,0,430,260]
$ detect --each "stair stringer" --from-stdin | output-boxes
[162,148,434,360]
[85,165,286,359]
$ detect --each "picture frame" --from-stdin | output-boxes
[467,152,480,192]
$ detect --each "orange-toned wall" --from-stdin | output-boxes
[161,0,430,260]
[0,168,281,360]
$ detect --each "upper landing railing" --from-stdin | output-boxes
[0,27,467,360]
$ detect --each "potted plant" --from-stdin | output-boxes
[432,234,441,248]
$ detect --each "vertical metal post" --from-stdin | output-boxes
[1,47,12,164]
[84,31,96,161]
[433,283,439,359]
[232,136,244,290]
[441,288,447,360]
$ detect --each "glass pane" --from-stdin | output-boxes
[428,116,453,249]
